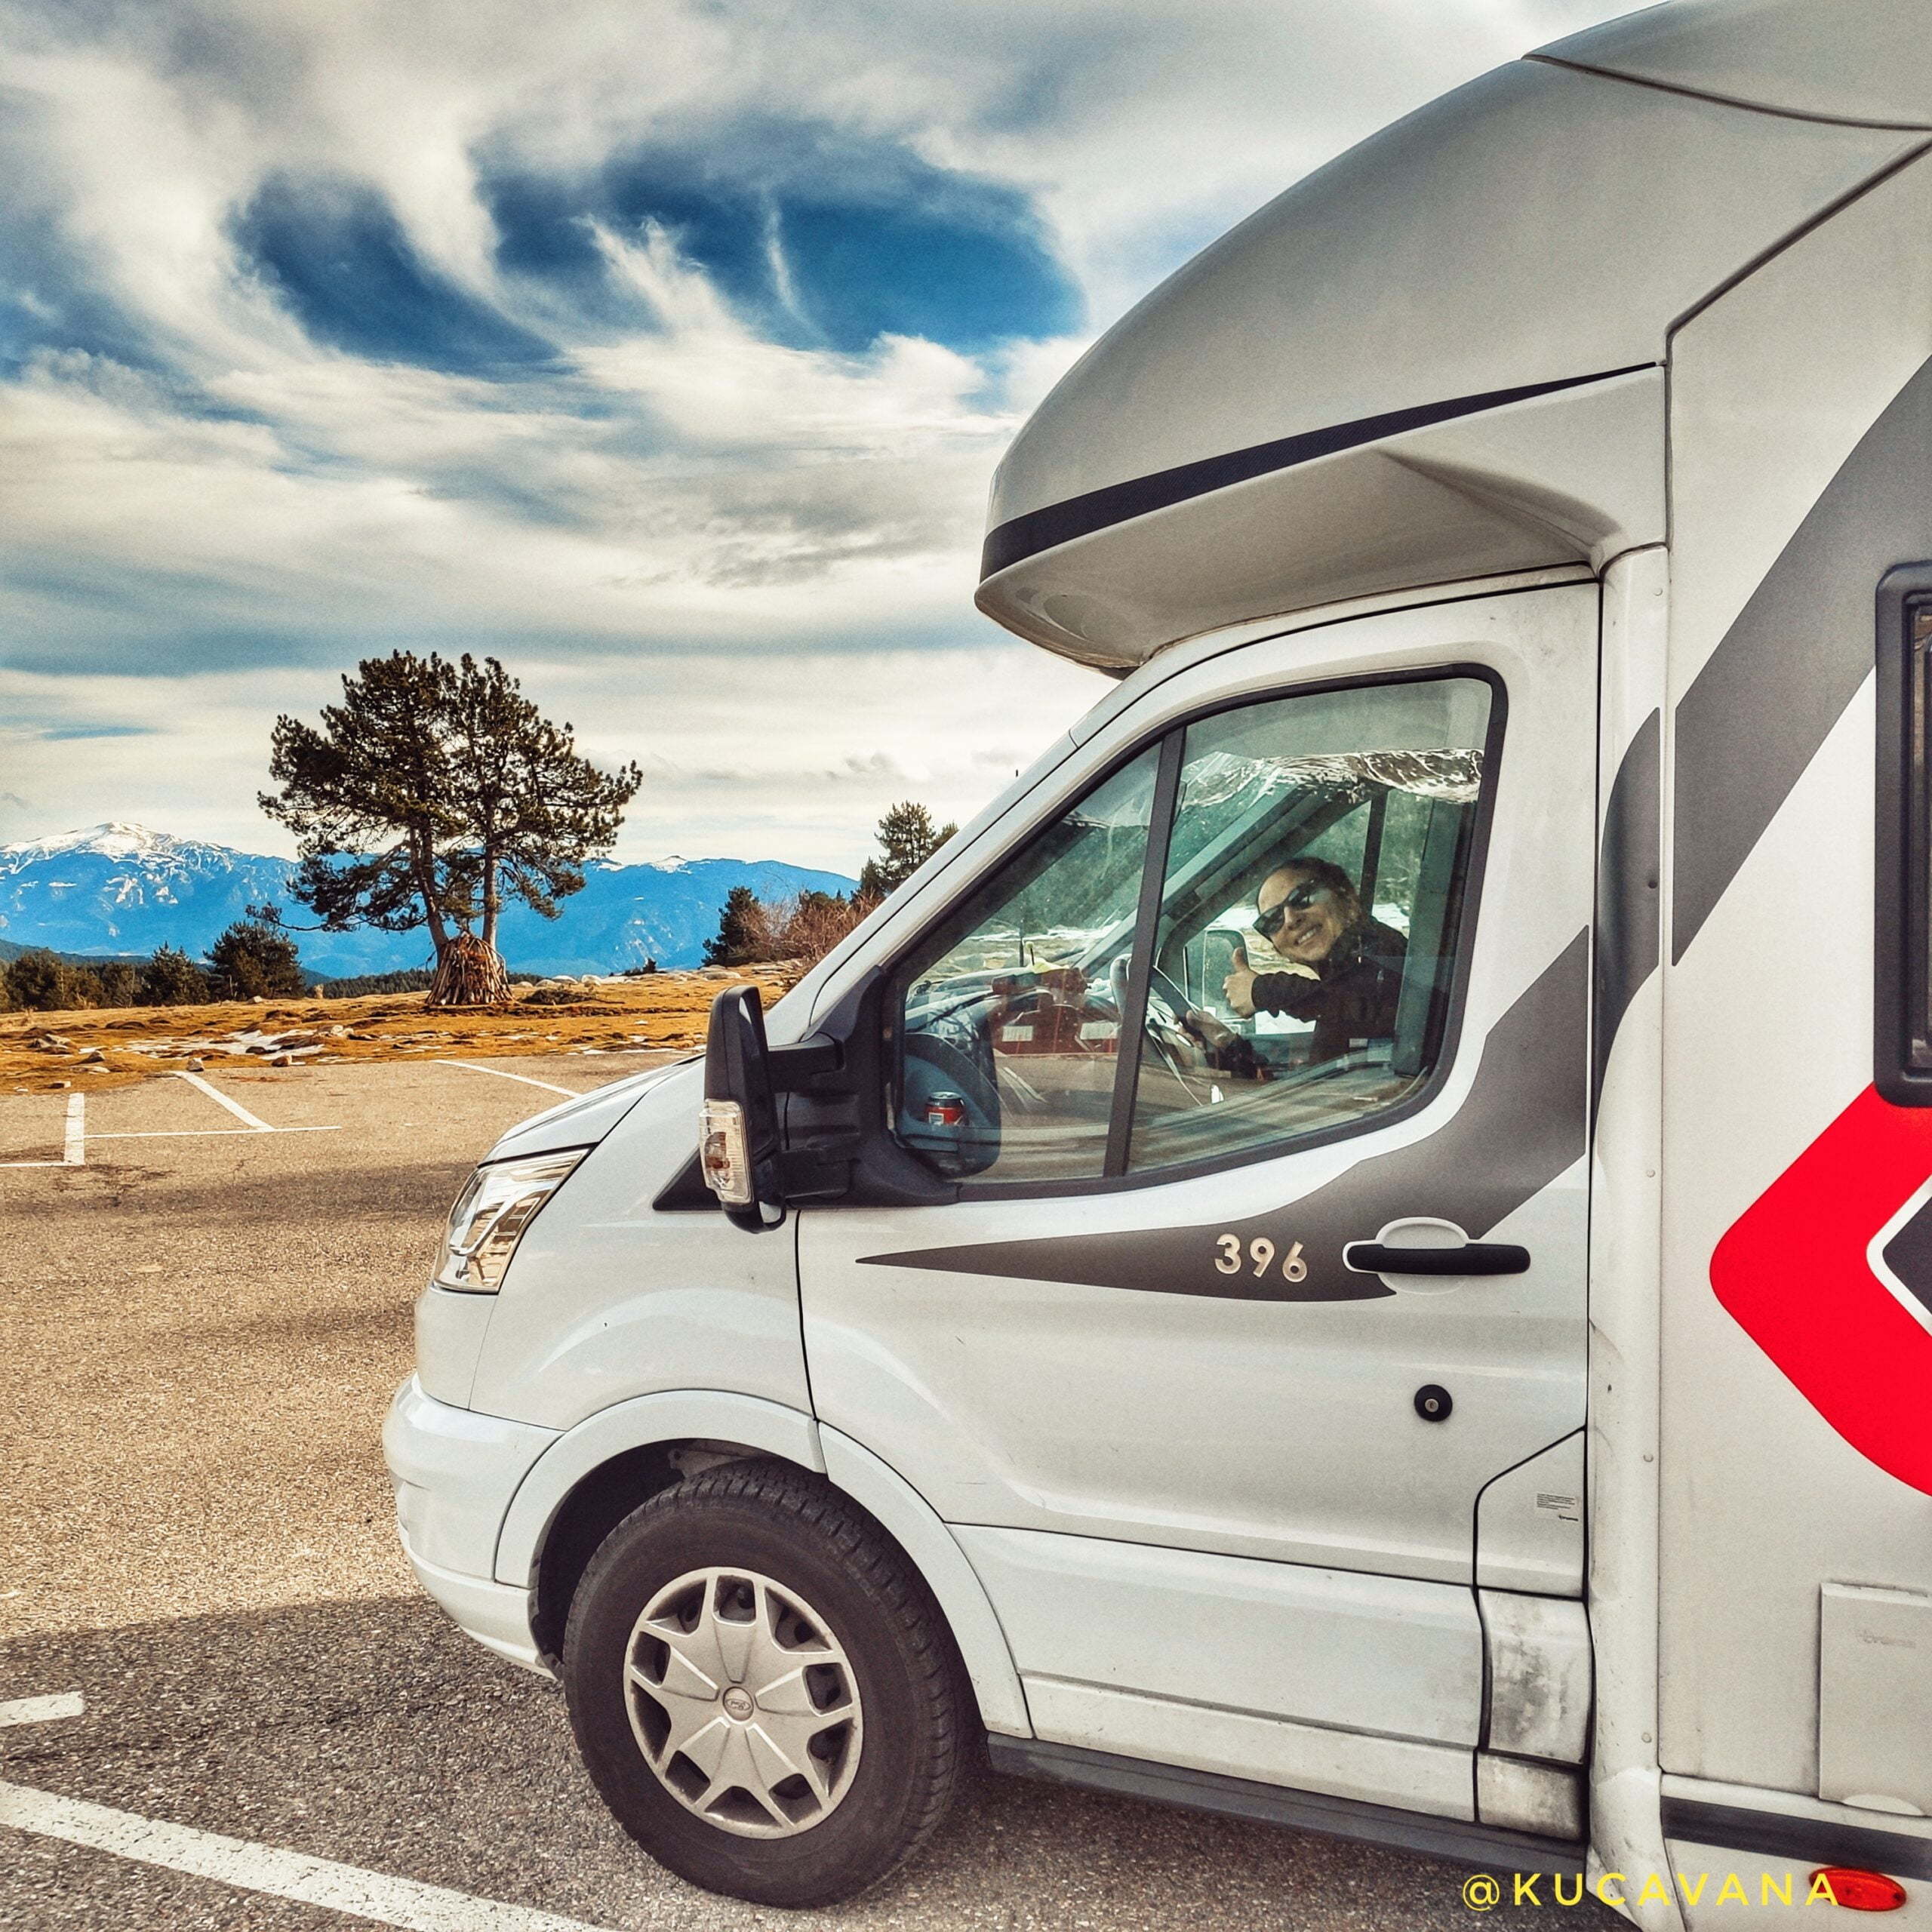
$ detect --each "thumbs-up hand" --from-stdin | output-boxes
[1223,945,1257,1017]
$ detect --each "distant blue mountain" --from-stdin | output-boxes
[0,823,854,976]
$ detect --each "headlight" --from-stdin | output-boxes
[432,1149,584,1294]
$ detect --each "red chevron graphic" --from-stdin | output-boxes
[1710,1084,1932,1497]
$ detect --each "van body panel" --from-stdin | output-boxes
[1536,0,1932,128]
[977,371,1662,670]
[1019,1679,1476,1822]
[413,1282,494,1411]
[1660,149,1932,1796]
[955,1524,1482,1746]
[1479,1589,1592,1764]
[466,1063,811,1432]
[383,1375,558,1580]
[980,52,1918,668]
[987,61,1902,541]
[1586,545,1675,1918]
[1817,1582,1932,1816]
[816,1425,1032,1738]
[1475,1430,1585,1595]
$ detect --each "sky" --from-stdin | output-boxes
[0,0,1626,873]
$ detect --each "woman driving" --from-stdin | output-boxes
[1222,856,1406,1063]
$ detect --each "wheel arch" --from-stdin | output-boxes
[498,1391,1031,1738]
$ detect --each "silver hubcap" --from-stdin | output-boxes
[623,1566,863,1838]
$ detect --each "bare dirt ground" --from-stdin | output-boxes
[0,964,799,1096]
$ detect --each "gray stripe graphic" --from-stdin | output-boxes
[1594,709,1661,1106]
[1673,352,1932,961]
[861,931,1587,1302]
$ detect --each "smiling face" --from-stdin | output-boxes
[1257,864,1355,968]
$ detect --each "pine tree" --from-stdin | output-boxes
[207,918,307,998]
[3,949,92,1011]
[703,885,772,966]
[855,801,957,903]
[260,651,640,1004]
[261,651,469,960]
[442,655,641,954]
[92,961,140,1008]
[140,945,210,1006]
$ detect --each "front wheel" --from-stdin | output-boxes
[561,1461,964,1906]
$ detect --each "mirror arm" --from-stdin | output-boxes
[700,971,961,1223]
[779,971,958,1208]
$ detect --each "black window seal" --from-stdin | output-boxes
[884,662,1509,1201]
[1875,563,1932,1103]
[1103,730,1185,1178]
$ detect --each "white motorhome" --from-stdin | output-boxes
[385,0,1932,1914]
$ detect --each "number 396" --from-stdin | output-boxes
[1214,1233,1308,1282]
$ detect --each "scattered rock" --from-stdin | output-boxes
[78,1048,106,1064]
[186,1058,206,1072]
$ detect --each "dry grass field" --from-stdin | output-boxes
[0,963,800,1094]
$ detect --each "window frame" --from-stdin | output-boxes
[884,663,1509,1198]
[1875,564,1932,1104]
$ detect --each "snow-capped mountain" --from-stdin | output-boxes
[0,823,854,977]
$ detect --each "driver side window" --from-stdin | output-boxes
[891,746,1159,1184]
[890,673,1497,1189]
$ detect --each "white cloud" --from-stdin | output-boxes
[0,0,1628,869]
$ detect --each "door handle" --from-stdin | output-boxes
[1343,1241,1531,1276]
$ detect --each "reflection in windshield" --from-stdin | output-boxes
[893,678,1493,1187]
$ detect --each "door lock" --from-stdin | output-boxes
[1414,1384,1454,1423]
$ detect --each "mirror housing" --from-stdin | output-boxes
[700,986,786,1231]
[692,970,960,1229]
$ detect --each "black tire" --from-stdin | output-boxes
[561,1460,964,1907]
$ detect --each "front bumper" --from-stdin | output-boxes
[383,1376,559,1673]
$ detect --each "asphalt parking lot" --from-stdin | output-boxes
[0,1056,1598,1930]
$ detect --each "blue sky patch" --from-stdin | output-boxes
[481,125,1081,355]
[233,174,557,374]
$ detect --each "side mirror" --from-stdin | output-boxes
[700,986,786,1231]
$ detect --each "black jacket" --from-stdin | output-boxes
[1248,917,1407,1063]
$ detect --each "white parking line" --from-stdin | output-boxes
[0,1094,85,1170]
[173,1069,275,1131]
[438,1060,582,1097]
[0,1692,83,1727]
[0,1783,617,1932]
[85,1127,342,1141]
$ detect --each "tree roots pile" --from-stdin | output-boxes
[429,931,511,1008]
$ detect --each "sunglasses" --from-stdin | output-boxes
[1254,880,1330,938]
